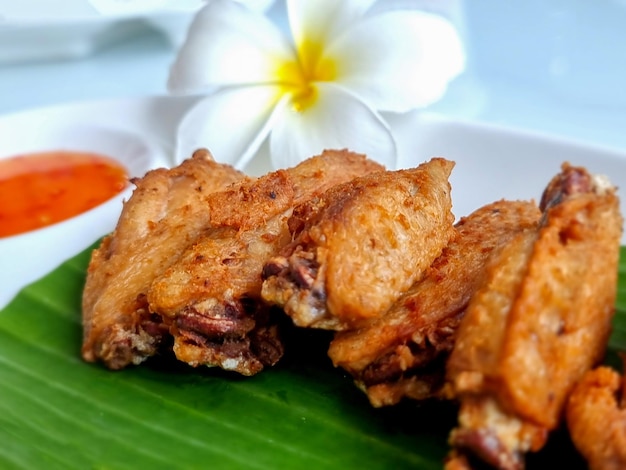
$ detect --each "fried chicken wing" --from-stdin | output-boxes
[446,164,623,469]
[566,365,626,470]
[81,149,246,369]
[148,150,384,375]
[329,200,541,407]
[261,158,456,331]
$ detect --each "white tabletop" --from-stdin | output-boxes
[1,1,626,152]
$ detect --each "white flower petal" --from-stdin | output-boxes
[175,85,284,169]
[269,83,397,169]
[327,10,465,112]
[168,0,294,94]
[287,0,376,51]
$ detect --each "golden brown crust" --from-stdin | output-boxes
[328,200,541,406]
[81,149,246,369]
[449,396,547,470]
[448,229,538,395]
[447,163,622,468]
[444,452,473,470]
[261,158,456,330]
[566,366,626,470]
[147,149,385,375]
[499,167,622,428]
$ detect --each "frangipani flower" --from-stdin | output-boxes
[168,0,465,170]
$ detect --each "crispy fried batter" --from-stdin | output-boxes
[329,200,541,407]
[446,395,547,470]
[148,150,384,376]
[447,163,623,469]
[261,158,456,331]
[81,149,246,369]
[566,365,626,470]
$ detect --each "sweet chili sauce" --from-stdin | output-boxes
[0,151,129,238]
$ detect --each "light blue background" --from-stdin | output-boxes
[1,0,625,151]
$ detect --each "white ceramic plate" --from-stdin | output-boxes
[1,95,625,310]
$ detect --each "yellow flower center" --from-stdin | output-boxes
[277,39,337,112]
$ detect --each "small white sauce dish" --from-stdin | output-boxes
[0,118,169,309]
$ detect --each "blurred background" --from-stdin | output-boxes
[1,0,626,150]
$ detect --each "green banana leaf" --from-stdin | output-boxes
[1,245,625,469]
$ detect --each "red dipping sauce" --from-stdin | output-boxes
[0,151,129,238]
